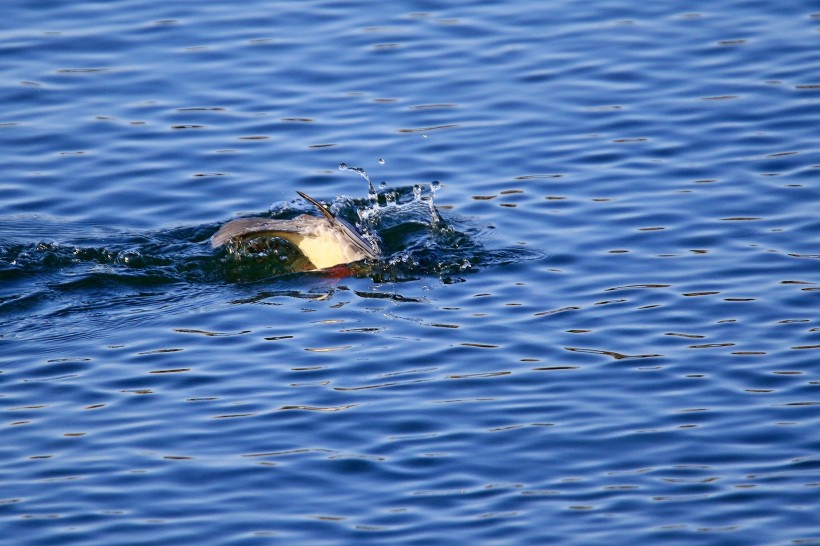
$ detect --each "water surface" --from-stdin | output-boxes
[2,1,820,545]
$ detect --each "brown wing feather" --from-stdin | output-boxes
[211,216,314,248]
[296,191,335,223]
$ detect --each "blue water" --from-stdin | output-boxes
[2,1,820,544]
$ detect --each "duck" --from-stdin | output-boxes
[211,191,380,269]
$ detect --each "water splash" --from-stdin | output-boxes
[429,180,443,227]
[331,164,507,281]
[339,162,441,220]
[339,162,377,197]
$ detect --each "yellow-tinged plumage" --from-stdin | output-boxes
[211,192,379,269]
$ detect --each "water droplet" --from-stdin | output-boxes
[338,163,347,170]
[422,134,428,138]
[379,181,388,188]
[413,184,422,201]
[431,180,441,192]
[378,158,385,164]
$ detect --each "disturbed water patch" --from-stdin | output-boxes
[1,180,536,288]
[0,178,541,344]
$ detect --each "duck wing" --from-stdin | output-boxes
[211,216,318,249]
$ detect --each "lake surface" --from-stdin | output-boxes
[2,1,820,544]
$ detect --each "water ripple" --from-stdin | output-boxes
[3,0,820,544]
